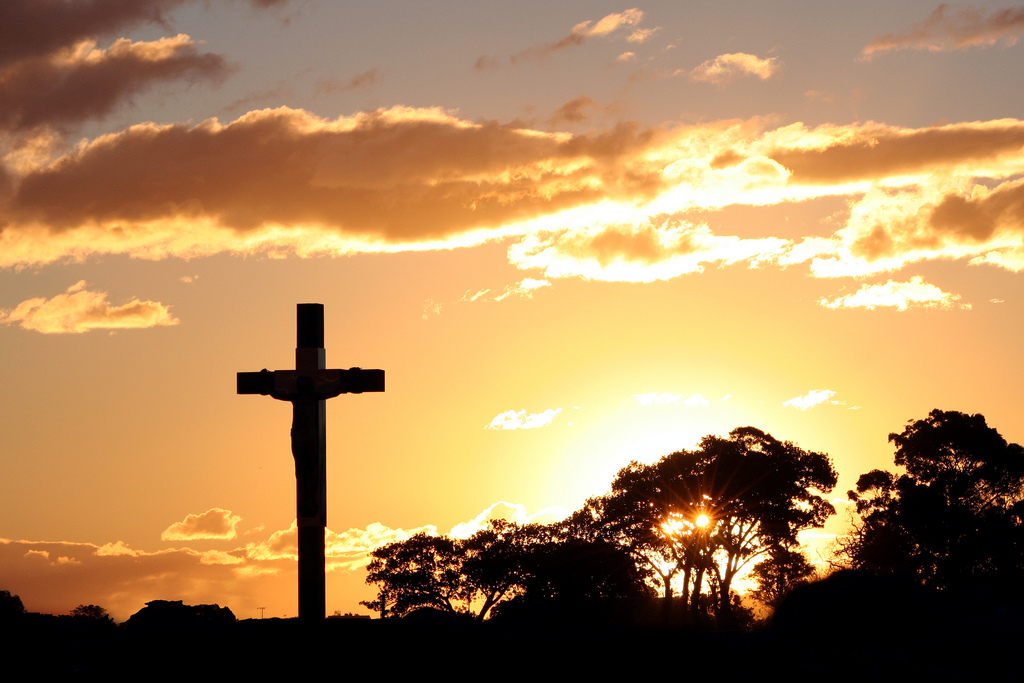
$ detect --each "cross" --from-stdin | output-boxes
[237,303,384,621]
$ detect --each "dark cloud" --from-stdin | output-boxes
[863,3,1024,58]
[770,121,1024,184]
[9,108,664,247]
[0,35,230,134]
[0,0,188,68]
[548,95,598,125]
[930,179,1024,242]
[0,0,290,134]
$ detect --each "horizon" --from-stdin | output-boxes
[3,0,1024,622]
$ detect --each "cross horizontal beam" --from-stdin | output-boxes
[237,367,385,399]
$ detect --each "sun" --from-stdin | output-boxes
[695,514,711,528]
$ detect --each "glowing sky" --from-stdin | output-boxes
[3,0,1024,621]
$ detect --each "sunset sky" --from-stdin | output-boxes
[3,0,1024,621]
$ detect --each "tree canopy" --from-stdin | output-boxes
[362,520,652,620]
[578,427,837,625]
[842,409,1024,589]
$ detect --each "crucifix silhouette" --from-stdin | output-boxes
[237,303,384,621]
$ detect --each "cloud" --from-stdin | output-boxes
[0,0,286,68]
[448,501,569,539]
[161,508,242,541]
[783,389,841,410]
[1,107,667,267]
[549,95,599,125]
[427,278,551,317]
[767,119,1024,186]
[627,27,661,44]
[325,521,438,570]
[862,4,1024,58]
[3,103,1024,286]
[2,501,554,621]
[315,68,380,95]
[486,407,562,430]
[689,53,780,86]
[0,35,230,134]
[683,393,710,407]
[819,276,970,311]
[493,278,551,301]
[508,215,789,283]
[509,8,645,63]
[0,281,179,334]
[0,537,264,622]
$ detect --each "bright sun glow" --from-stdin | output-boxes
[695,514,710,527]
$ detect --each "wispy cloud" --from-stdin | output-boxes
[819,276,970,311]
[863,4,1024,58]
[0,281,179,333]
[684,393,710,407]
[315,68,380,95]
[448,501,569,539]
[505,8,646,65]
[548,95,600,125]
[424,278,551,318]
[486,407,562,430]
[161,508,242,541]
[627,27,661,44]
[783,389,843,410]
[689,52,780,86]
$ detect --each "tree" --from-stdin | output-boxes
[0,590,25,621]
[750,545,816,608]
[585,427,837,625]
[70,604,115,624]
[842,409,1024,589]
[361,533,466,618]
[363,520,652,620]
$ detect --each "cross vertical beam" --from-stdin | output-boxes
[237,303,385,621]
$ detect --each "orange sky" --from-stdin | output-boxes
[3,0,1024,621]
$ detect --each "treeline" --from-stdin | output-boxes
[362,409,1024,628]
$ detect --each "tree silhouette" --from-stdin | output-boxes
[0,590,25,621]
[750,545,816,608]
[363,519,653,620]
[581,427,837,625]
[841,409,1024,589]
[70,604,113,622]
[362,533,466,618]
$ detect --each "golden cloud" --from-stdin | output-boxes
[161,508,242,541]
[508,8,645,64]
[689,53,780,86]
[767,119,1024,185]
[862,4,1024,58]
[2,107,667,267]
[243,519,438,565]
[2,105,1023,286]
[819,276,970,311]
[0,281,179,334]
[508,215,789,282]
